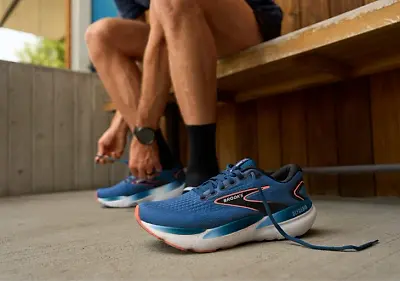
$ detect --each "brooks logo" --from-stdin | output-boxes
[292,205,308,216]
[223,194,243,203]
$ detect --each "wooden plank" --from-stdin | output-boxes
[330,0,365,16]
[0,61,8,197]
[370,70,400,196]
[216,104,237,167]
[274,0,300,34]
[217,0,400,94]
[336,78,375,197]
[54,70,75,192]
[8,63,33,196]
[32,67,54,194]
[281,92,309,185]
[74,73,94,190]
[92,75,111,189]
[305,86,338,195]
[256,97,282,171]
[235,101,258,163]
[64,0,71,69]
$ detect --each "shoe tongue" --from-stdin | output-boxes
[231,158,257,171]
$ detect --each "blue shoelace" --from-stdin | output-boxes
[197,167,379,252]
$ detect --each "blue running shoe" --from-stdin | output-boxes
[135,158,378,252]
[97,168,186,208]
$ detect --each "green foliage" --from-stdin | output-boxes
[16,37,66,68]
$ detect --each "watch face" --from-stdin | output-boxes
[136,127,155,145]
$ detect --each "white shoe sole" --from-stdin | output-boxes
[97,182,185,208]
[136,204,317,252]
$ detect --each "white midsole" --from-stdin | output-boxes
[97,182,185,208]
[141,205,317,251]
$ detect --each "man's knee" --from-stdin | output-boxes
[85,18,115,52]
[153,0,202,25]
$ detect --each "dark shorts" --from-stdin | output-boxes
[252,7,283,42]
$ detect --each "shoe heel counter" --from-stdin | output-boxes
[292,172,311,201]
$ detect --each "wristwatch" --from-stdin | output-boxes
[133,126,156,145]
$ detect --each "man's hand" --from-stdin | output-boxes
[129,137,162,179]
[95,127,127,164]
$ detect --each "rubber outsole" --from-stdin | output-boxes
[135,205,317,253]
[96,183,185,208]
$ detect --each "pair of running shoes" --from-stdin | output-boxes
[96,158,378,253]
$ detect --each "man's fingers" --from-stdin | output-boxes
[138,166,147,180]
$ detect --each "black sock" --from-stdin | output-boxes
[186,123,219,186]
[156,129,180,170]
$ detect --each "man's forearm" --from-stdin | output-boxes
[136,26,171,130]
[111,111,129,132]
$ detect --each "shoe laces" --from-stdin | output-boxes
[195,164,248,199]
[196,164,379,252]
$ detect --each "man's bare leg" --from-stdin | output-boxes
[152,0,263,186]
[86,18,149,129]
[86,18,177,171]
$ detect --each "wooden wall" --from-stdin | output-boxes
[180,0,400,197]
[0,60,129,197]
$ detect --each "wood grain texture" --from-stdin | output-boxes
[0,61,8,196]
[281,92,309,185]
[330,0,365,16]
[300,0,330,27]
[8,63,34,196]
[32,67,54,194]
[306,86,338,195]
[274,0,301,34]
[370,70,400,196]
[216,103,237,168]
[256,97,282,171]
[74,73,94,190]
[54,70,75,192]
[336,78,375,197]
[236,101,258,163]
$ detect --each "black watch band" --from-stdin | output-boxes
[133,127,156,145]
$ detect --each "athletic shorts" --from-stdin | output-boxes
[252,6,283,42]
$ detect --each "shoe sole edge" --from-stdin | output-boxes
[135,205,317,253]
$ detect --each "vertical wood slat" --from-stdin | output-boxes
[32,67,54,194]
[300,0,330,27]
[281,92,308,168]
[257,97,282,171]
[54,70,75,192]
[306,87,339,195]
[0,61,8,196]
[370,70,400,196]
[336,79,375,197]
[8,63,34,196]
[274,0,301,34]
[74,73,94,190]
[217,103,237,168]
[92,75,112,188]
[329,0,365,16]
[301,0,337,195]
[236,101,259,163]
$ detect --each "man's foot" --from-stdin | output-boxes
[135,158,317,252]
[96,168,186,208]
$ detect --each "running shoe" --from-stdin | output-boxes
[135,158,378,252]
[96,167,186,208]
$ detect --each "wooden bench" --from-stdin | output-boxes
[104,0,400,111]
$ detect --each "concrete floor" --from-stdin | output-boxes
[0,192,400,281]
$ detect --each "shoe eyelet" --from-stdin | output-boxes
[210,191,217,196]
[200,195,206,200]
